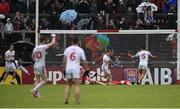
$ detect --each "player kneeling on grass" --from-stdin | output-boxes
[128,45,157,84]
[63,37,88,104]
[31,34,56,97]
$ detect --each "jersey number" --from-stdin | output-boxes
[142,54,146,59]
[35,51,42,59]
[70,52,76,61]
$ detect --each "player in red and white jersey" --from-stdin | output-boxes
[80,65,92,84]
[128,46,157,84]
[31,34,56,97]
[63,37,88,104]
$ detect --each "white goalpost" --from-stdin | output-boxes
[35,0,39,46]
[177,0,180,82]
[40,30,176,34]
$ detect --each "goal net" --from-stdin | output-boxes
[39,30,179,84]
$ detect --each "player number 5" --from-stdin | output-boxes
[142,54,146,59]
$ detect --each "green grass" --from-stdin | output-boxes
[0,85,180,108]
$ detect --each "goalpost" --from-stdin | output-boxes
[35,1,180,83]
[177,0,180,82]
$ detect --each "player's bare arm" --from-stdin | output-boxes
[5,55,14,62]
[47,34,56,48]
[62,55,67,72]
[128,53,135,58]
[5,55,10,61]
[31,53,35,61]
[151,55,157,58]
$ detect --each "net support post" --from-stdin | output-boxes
[35,0,39,46]
[176,0,180,84]
[145,34,149,50]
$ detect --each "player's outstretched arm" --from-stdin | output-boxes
[151,55,157,58]
[47,34,56,48]
[128,53,135,58]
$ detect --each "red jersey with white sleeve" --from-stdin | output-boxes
[64,45,86,74]
[33,44,49,67]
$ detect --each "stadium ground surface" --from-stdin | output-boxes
[0,85,180,108]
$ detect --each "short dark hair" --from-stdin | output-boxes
[72,37,79,44]
[141,45,146,50]
[9,45,14,48]
[105,49,110,53]
[39,36,46,43]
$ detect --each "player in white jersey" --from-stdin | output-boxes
[100,49,112,84]
[31,34,56,97]
[63,37,88,104]
[1,45,16,84]
[128,46,157,84]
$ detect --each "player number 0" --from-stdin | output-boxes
[36,51,42,59]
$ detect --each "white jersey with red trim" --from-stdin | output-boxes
[135,50,152,66]
[5,50,15,63]
[64,45,86,74]
[5,50,16,72]
[33,44,49,67]
[102,54,111,68]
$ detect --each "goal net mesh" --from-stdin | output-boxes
[39,30,177,69]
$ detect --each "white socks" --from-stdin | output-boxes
[33,81,46,91]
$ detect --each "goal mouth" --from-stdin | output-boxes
[39,29,176,65]
[39,29,180,81]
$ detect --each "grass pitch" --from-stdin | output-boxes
[0,85,180,108]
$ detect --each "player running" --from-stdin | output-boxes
[63,37,88,104]
[128,46,157,84]
[31,34,56,97]
[1,45,17,84]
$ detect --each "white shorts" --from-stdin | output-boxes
[138,64,148,70]
[65,69,80,79]
[5,63,16,73]
[34,66,46,75]
[101,65,111,75]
